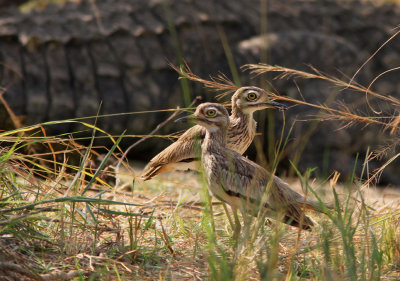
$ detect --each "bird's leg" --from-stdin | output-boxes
[232,207,241,240]
[240,209,254,237]
[205,191,216,234]
[222,203,235,232]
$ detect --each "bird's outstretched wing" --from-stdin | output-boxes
[141,125,206,181]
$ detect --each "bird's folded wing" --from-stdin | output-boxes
[215,153,311,214]
[214,153,271,203]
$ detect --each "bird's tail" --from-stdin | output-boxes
[282,199,333,230]
[283,214,315,231]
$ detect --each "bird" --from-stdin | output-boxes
[140,86,286,181]
[175,102,331,236]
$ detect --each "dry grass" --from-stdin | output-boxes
[241,62,400,184]
[2,151,400,280]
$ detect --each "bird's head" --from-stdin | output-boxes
[232,86,287,114]
[175,103,229,131]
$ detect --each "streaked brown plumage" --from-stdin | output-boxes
[179,103,331,231]
[141,86,286,181]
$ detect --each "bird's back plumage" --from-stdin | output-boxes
[202,146,322,229]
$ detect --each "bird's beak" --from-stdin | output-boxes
[269,100,288,111]
[260,100,288,111]
[175,114,196,123]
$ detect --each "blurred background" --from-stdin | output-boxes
[0,0,400,184]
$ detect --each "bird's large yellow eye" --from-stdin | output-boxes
[205,109,217,117]
[246,92,258,101]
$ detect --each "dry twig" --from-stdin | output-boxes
[169,62,238,100]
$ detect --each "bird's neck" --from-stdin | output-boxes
[230,106,256,136]
[231,106,253,124]
[202,126,227,153]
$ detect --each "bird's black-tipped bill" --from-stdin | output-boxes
[248,100,287,111]
[175,115,196,123]
[258,100,287,111]
[269,100,288,111]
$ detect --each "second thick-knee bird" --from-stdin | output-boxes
[177,102,330,231]
[141,86,286,181]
